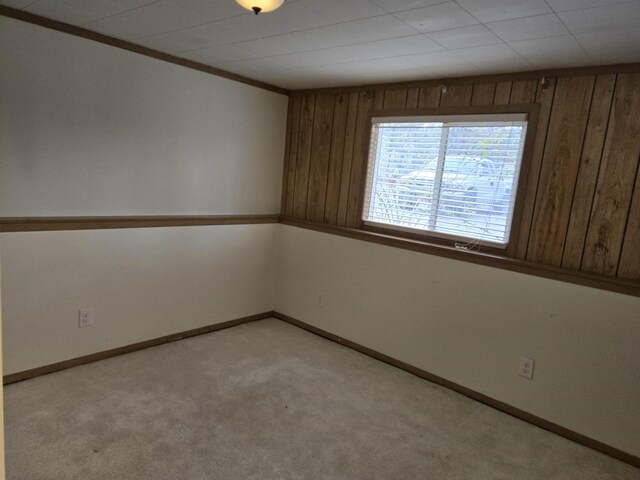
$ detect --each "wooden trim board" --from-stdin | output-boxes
[0,6,288,96]
[280,217,640,298]
[3,310,638,467]
[294,63,640,95]
[3,311,274,385]
[273,312,640,469]
[0,214,280,232]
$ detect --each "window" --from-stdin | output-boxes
[363,113,529,248]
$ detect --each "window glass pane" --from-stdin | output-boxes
[364,117,527,246]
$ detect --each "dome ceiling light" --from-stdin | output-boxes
[235,0,285,15]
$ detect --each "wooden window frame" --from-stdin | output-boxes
[357,104,541,259]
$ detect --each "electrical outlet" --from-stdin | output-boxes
[317,293,324,307]
[78,308,94,328]
[519,357,535,379]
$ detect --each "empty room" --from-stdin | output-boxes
[1,0,639,478]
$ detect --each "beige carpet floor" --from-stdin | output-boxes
[4,318,639,479]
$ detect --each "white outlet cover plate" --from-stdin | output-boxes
[79,308,94,328]
[519,357,535,379]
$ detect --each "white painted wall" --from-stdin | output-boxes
[0,18,285,377]
[0,17,287,216]
[275,225,640,457]
[1,224,277,375]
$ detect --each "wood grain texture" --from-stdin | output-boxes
[306,94,335,222]
[284,96,303,216]
[324,93,350,225]
[281,68,640,293]
[510,79,538,104]
[493,81,513,105]
[337,93,360,226]
[405,87,420,109]
[514,77,557,259]
[582,73,640,276]
[292,95,316,218]
[617,166,640,280]
[471,83,496,106]
[439,84,473,107]
[562,75,616,269]
[383,89,408,109]
[345,90,381,228]
[417,85,442,108]
[0,215,280,232]
[527,76,595,265]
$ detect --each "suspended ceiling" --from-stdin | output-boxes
[3,0,640,89]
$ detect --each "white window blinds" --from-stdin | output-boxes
[363,114,528,247]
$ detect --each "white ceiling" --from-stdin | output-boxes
[4,0,640,89]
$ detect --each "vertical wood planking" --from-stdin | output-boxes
[440,84,473,107]
[493,81,512,104]
[383,89,408,109]
[526,76,595,265]
[514,78,556,259]
[509,79,538,104]
[292,94,316,218]
[417,85,442,108]
[345,90,381,228]
[562,74,616,270]
[280,96,294,214]
[471,83,496,105]
[582,73,640,275]
[324,93,350,225]
[284,95,302,216]
[405,87,420,108]
[280,69,640,285]
[306,94,335,222]
[337,92,360,226]
[617,167,640,279]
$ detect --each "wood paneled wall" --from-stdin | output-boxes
[281,69,640,284]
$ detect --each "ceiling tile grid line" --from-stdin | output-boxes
[540,0,592,61]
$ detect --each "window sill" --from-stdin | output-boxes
[280,216,640,298]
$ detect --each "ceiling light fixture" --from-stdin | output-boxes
[235,0,285,15]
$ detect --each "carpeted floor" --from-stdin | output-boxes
[4,318,638,479]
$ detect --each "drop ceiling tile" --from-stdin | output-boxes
[328,56,419,75]
[133,23,239,53]
[487,14,570,42]
[370,0,448,13]
[24,0,157,25]
[546,0,636,13]
[268,43,399,69]
[339,14,419,42]
[525,55,592,68]
[453,43,522,63]
[575,26,640,62]
[427,25,502,49]
[509,35,587,59]
[177,41,270,64]
[472,57,532,73]
[263,23,360,54]
[373,35,446,55]
[557,2,640,35]
[455,0,552,23]
[394,2,478,33]
[300,0,388,23]
[265,14,417,54]
[85,2,210,39]
[405,50,468,67]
